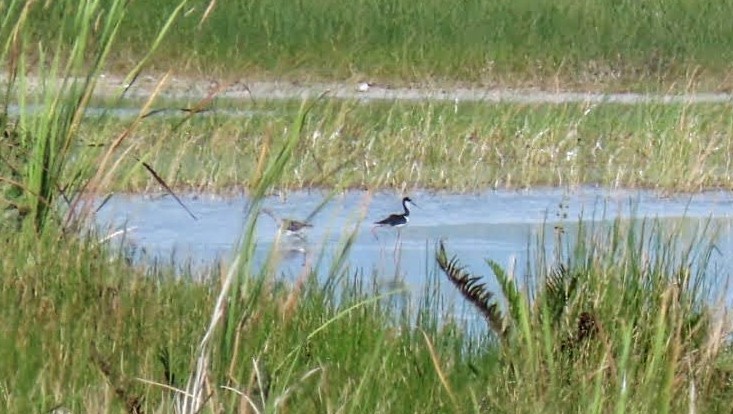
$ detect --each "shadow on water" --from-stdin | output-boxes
[95,187,733,324]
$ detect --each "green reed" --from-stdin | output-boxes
[13,0,733,89]
[72,98,733,193]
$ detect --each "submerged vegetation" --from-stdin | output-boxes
[2,1,733,413]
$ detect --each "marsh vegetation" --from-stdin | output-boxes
[47,0,733,90]
[2,1,733,412]
[72,99,733,193]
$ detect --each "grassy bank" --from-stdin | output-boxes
[24,0,733,91]
[0,229,487,412]
[2,205,732,412]
[74,99,733,193]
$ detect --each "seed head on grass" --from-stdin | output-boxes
[436,241,507,341]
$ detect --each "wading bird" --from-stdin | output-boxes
[372,196,417,252]
[262,208,313,239]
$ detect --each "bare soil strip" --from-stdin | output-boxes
[9,73,733,104]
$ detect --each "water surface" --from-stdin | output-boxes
[95,188,733,312]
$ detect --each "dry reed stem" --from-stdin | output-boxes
[177,254,241,413]
[66,72,172,227]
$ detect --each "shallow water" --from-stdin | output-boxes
[95,188,733,317]
[10,81,733,122]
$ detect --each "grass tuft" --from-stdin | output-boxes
[438,216,731,412]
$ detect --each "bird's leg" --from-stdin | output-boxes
[371,225,380,241]
[393,233,403,265]
[393,246,400,266]
[393,228,401,254]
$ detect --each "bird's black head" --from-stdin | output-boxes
[402,196,417,208]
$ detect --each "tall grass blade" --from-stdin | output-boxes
[136,157,198,220]
[120,0,189,98]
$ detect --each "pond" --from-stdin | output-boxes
[95,188,733,316]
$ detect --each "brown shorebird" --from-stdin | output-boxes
[262,208,312,238]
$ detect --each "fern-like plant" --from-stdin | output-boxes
[436,241,507,342]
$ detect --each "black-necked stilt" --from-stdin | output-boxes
[373,197,416,228]
[372,197,417,251]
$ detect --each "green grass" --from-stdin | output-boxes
[71,99,733,193]
[19,0,733,90]
[437,215,732,412]
[4,1,733,413]
[0,228,490,412]
[2,204,732,412]
[0,231,214,412]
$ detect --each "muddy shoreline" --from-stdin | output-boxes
[7,73,733,104]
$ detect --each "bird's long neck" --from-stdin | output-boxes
[402,200,410,217]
